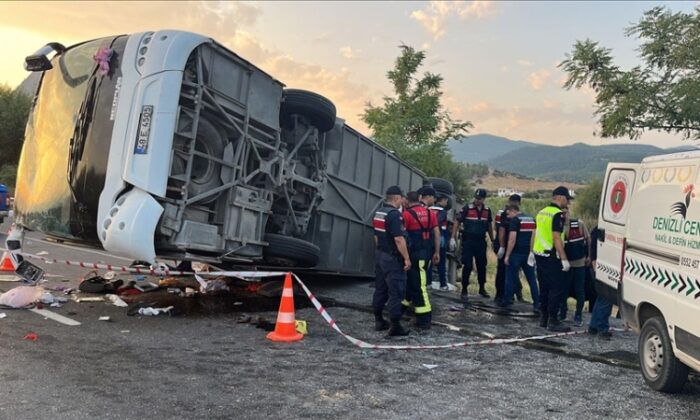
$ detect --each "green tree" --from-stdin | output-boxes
[560,6,700,140]
[0,84,31,166]
[362,45,473,196]
[572,178,603,229]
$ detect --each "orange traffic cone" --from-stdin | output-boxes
[0,252,16,272]
[267,273,303,342]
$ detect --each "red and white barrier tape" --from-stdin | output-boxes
[5,248,622,350]
[290,273,607,350]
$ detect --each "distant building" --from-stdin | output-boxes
[497,188,524,198]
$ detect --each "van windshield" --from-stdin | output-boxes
[15,38,111,237]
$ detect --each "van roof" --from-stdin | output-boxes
[642,149,700,163]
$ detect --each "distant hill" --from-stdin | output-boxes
[486,142,698,183]
[448,134,537,163]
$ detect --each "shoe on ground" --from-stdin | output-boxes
[573,316,583,327]
[548,322,571,333]
[439,285,449,291]
[460,293,469,303]
[445,283,457,291]
[532,308,541,316]
[497,300,513,308]
[478,288,491,298]
[588,327,599,335]
[375,319,390,331]
[414,323,431,331]
[430,282,441,290]
[598,331,612,340]
[539,317,548,328]
[388,324,410,337]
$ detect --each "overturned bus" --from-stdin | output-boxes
[15,30,427,277]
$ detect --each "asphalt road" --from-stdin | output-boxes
[0,221,698,419]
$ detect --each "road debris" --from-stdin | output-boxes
[105,294,128,307]
[29,308,81,326]
[0,286,43,308]
[23,332,38,341]
[73,296,104,303]
[137,306,174,316]
[99,316,111,321]
[0,313,6,319]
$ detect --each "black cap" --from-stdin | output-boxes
[552,186,573,199]
[474,188,487,199]
[385,185,404,196]
[418,186,436,197]
[508,194,521,202]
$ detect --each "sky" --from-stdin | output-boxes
[1,1,698,148]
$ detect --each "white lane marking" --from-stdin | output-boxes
[29,308,81,326]
[30,238,133,263]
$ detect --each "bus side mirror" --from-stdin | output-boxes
[24,42,66,72]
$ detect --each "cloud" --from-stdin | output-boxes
[227,32,374,130]
[0,1,376,132]
[339,46,361,59]
[528,69,551,91]
[410,1,497,40]
[517,59,532,67]
[312,31,334,44]
[0,1,262,42]
[458,100,598,144]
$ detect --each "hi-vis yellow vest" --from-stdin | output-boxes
[533,205,564,255]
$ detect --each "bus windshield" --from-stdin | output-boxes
[15,38,110,237]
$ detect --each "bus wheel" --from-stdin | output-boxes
[280,89,337,133]
[263,233,320,268]
[639,316,689,393]
[181,118,227,204]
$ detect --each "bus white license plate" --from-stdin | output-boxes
[134,105,153,154]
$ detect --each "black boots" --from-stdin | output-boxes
[374,313,390,331]
[539,315,548,328]
[548,319,571,333]
[388,318,410,336]
[478,287,490,298]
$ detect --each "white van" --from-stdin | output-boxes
[597,151,700,392]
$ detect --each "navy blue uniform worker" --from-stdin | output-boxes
[372,185,412,336]
[494,194,524,303]
[450,188,495,302]
[533,186,573,333]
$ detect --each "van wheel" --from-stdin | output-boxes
[280,89,337,133]
[263,233,320,268]
[638,316,689,393]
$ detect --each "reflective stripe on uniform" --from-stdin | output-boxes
[415,260,432,314]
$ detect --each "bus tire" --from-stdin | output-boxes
[174,118,227,204]
[426,177,454,196]
[280,89,337,133]
[639,316,689,393]
[263,233,320,268]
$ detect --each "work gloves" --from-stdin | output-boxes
[497,247,505,259]
[561,259,571,272]
[527,252,536,267]
[448,238,457,252]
